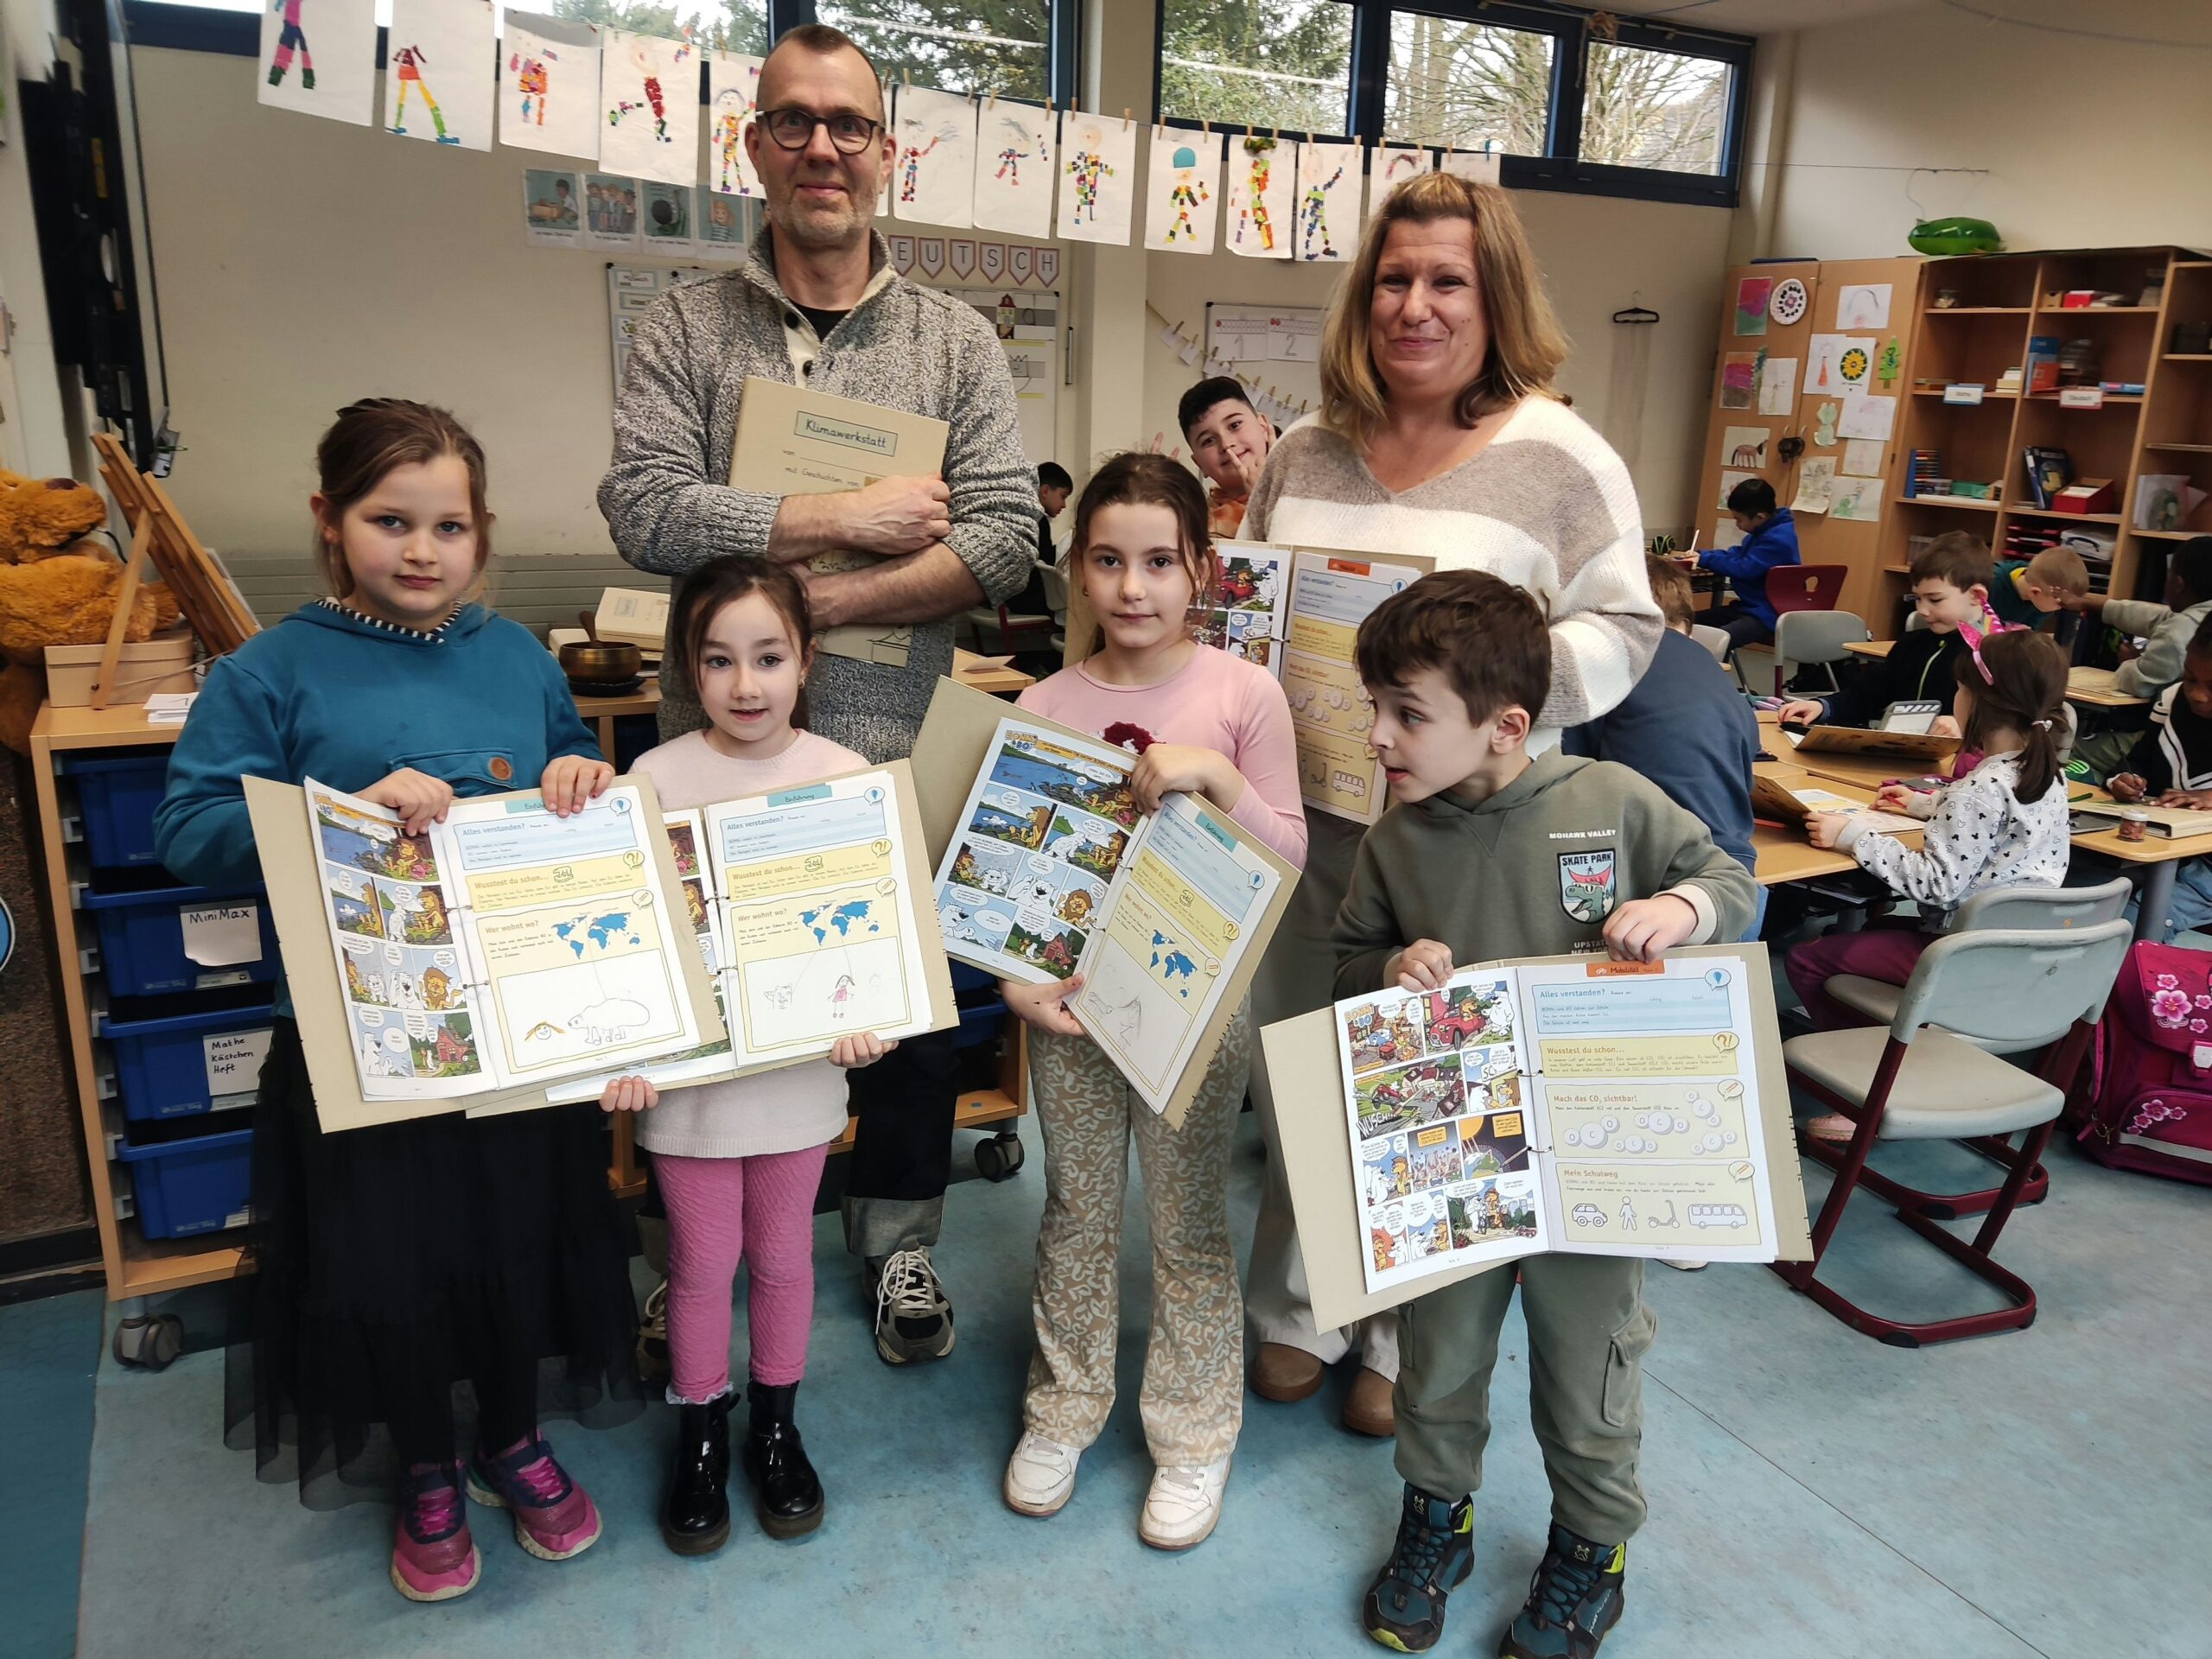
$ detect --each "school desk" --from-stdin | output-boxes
[2063,785,2206,943]
[1750,761,1923,886]
[1838,639,2147,709]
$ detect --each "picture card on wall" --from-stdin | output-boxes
[1791,457,1837,514]
[1145,130,1222,254]
[1836,391,1896,442]
[1758,357,1796,416]
[1829,476,1881,523]
[1734,276,1770,337]
[1225,135,1294,259]
[641,179,696,253]
[1841,438,1885,479]
[259,0,378,126]
[1057,114,1135,245]
[601,31,698,188]
[1438,148,1500,186]
[975,102,1057,238]
[501,12,601,160]
[706,54,766,199]
[1369,147,1431,219]
[1719,353,1758,410]
[1717,469,1758,511]
[383,0,496,151]
[1295,141,1362,263]
[697,187,747,257]
[1834,283,1891,330]
[893,86,978,229]
[1720,427,1770,469]
[521,168,582,246]
[586,174,641,249]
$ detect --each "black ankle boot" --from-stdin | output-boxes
[660,1393,732,1556]
[743,1378,823,1538]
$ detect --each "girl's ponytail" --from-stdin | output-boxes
[1956,628,2066,804]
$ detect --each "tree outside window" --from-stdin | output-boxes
[1581,40,1729,175]
[1383,14,1552,153]
[552,1,771,53]
[1158,0,1354,136]
[815,0,1052,101]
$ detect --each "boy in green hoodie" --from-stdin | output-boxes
[1335,570,1755,1659]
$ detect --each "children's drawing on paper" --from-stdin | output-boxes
[973,104,1056,237]
[1055,115,1135,245]
[259,0,376,125]
[1367,147,1431,219]
[1144,130,1220,253]
[1226,136,1292,258]
[602,31,699,187]
[1721,426,1769,470]
[1296,141,1360,262]
[500,17,600,159]
[1719,353,1758,410]
[707,54,766,198]
[892,86,976,229]
[383,0,493,150]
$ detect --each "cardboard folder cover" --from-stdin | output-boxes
[728,377,950,670]
[245,772,719,1133]
[911,676,1299,1130]
[1261,943,1814,1332]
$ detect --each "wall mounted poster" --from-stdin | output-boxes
[1734,276,1770,336]
[1368,146,1431,219]
[1225,135,1294,259]
[975,102,1057,237]
[258,0,378,126]
[1720,427,1770,469]
[521,169,582,246]
[1834,282,1891,330]
[601,30,698,188]
[893,85,978,229]
[1056,113,1136,245]
[706,54,766,200]
[1295,141,1361,263]
[1146,130,1222,253]
[1758,357,1796,416]
[501,12,601,160]
[1719,353,1758,410]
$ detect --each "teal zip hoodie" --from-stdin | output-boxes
[155,601,598,1013]
[1332,749,1757,997]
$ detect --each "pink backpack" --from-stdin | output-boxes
[2067,941,2212,1184]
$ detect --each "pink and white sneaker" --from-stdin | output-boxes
[466,1433,603,1561]
[391,1462,481,1603]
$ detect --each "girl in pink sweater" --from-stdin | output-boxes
[999,454,1305,1551]
[599,559,891,1558]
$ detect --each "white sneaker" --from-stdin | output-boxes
[1661,1259,1709,1271]
[1138,1456,1230,1551]
[1003,1432,1080,1517]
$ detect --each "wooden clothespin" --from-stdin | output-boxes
[986,90,996,110]
[1272,125,1279,143]
[1201,117,1208,136]
[1122,108,1131,129]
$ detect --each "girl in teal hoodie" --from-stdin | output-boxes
[155,400,640,1602]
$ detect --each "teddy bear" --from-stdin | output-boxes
[0,468,184,753]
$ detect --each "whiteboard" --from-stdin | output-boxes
[1205,302,1325,429]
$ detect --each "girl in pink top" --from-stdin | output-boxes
[998,454,1305,1552]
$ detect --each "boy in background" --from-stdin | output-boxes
[1337,570,1754,1659]
[1177,377,1274,538]
[2067,536,2212,775]
[1034,461,1073,567]
[1690,477,1800,652]
[1777,532,1995,738]
[1990,544,2088,632]
[2103,613,2212,940]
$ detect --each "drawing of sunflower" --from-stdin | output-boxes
[1840,346,1870,382]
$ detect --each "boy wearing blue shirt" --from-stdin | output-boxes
[1694,477,1800,652]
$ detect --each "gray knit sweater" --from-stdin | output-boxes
[598,229,1037,763]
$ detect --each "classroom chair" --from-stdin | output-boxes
[1690,623,1732,663]
[1775,918,2130,1345]
[962,592,1057,656]
[1767,608,1872,697]
[1816,879,2133,1218]
[1040,563,1070,658]
[1732,563,1850,691]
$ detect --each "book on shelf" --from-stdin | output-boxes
[2024,336,2062,395]
[1994,366,2024,393]
[1905,449,1944,499]
[2022,447,2073,510]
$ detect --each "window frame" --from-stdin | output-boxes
[120,0,1080,108]
[1154,0,1751,207]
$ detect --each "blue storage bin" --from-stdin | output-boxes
[101,1001,277,1122]
[79,884,279,996]
[117,1126,253,1239]
[60,752,173,869]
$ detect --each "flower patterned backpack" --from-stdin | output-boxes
[2066,941,2212,1184]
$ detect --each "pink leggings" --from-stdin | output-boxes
[656,1142,830,1402]
[1785,925,1933,1031]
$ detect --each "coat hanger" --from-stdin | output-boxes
[1612,294,1660,325]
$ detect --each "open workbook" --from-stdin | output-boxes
[912,680,1297,1128]
[1262,946,1813,1322]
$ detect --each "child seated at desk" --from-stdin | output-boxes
[1990,545,2089,633]
[2067,536,2212,778]
[1692,476,1799,652]
[1776,532,1997,738]
[1783,630,2072,1141]
[2104,614,2212,943]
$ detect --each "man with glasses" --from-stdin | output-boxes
[601,24,1036,1370]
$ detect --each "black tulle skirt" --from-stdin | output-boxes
[224,1020,644,1510]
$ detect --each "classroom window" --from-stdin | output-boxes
[1579,38,1731,177]
[1382,12,1552,155]
[1156,0,1356,137]
[816,0,1056,102]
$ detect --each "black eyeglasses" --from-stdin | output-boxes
[759,107,883,154]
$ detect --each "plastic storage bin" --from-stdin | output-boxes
[117,1125,253,1239]
[59,752,174,870]
[101,1001,278,1122]
[79,884,279,997]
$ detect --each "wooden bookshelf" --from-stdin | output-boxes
[1878,245,2212,636]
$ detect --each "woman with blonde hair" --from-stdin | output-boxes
[1240,172,1659,1436]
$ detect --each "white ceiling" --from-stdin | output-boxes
[1599,0,1927,35]
[1605,0,2212,47]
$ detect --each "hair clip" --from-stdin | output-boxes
[1955,619,1998,685]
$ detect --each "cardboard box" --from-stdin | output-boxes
[2052,478,2115,515]
[44,630,198,706]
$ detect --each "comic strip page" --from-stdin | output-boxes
[931,719,1141,985]
[1195,544,1290,677]
[1522,957,1782,1263]
[1334,968,1551,1296]
[1071,791,1281,1116]
[1282,551,1427,823]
